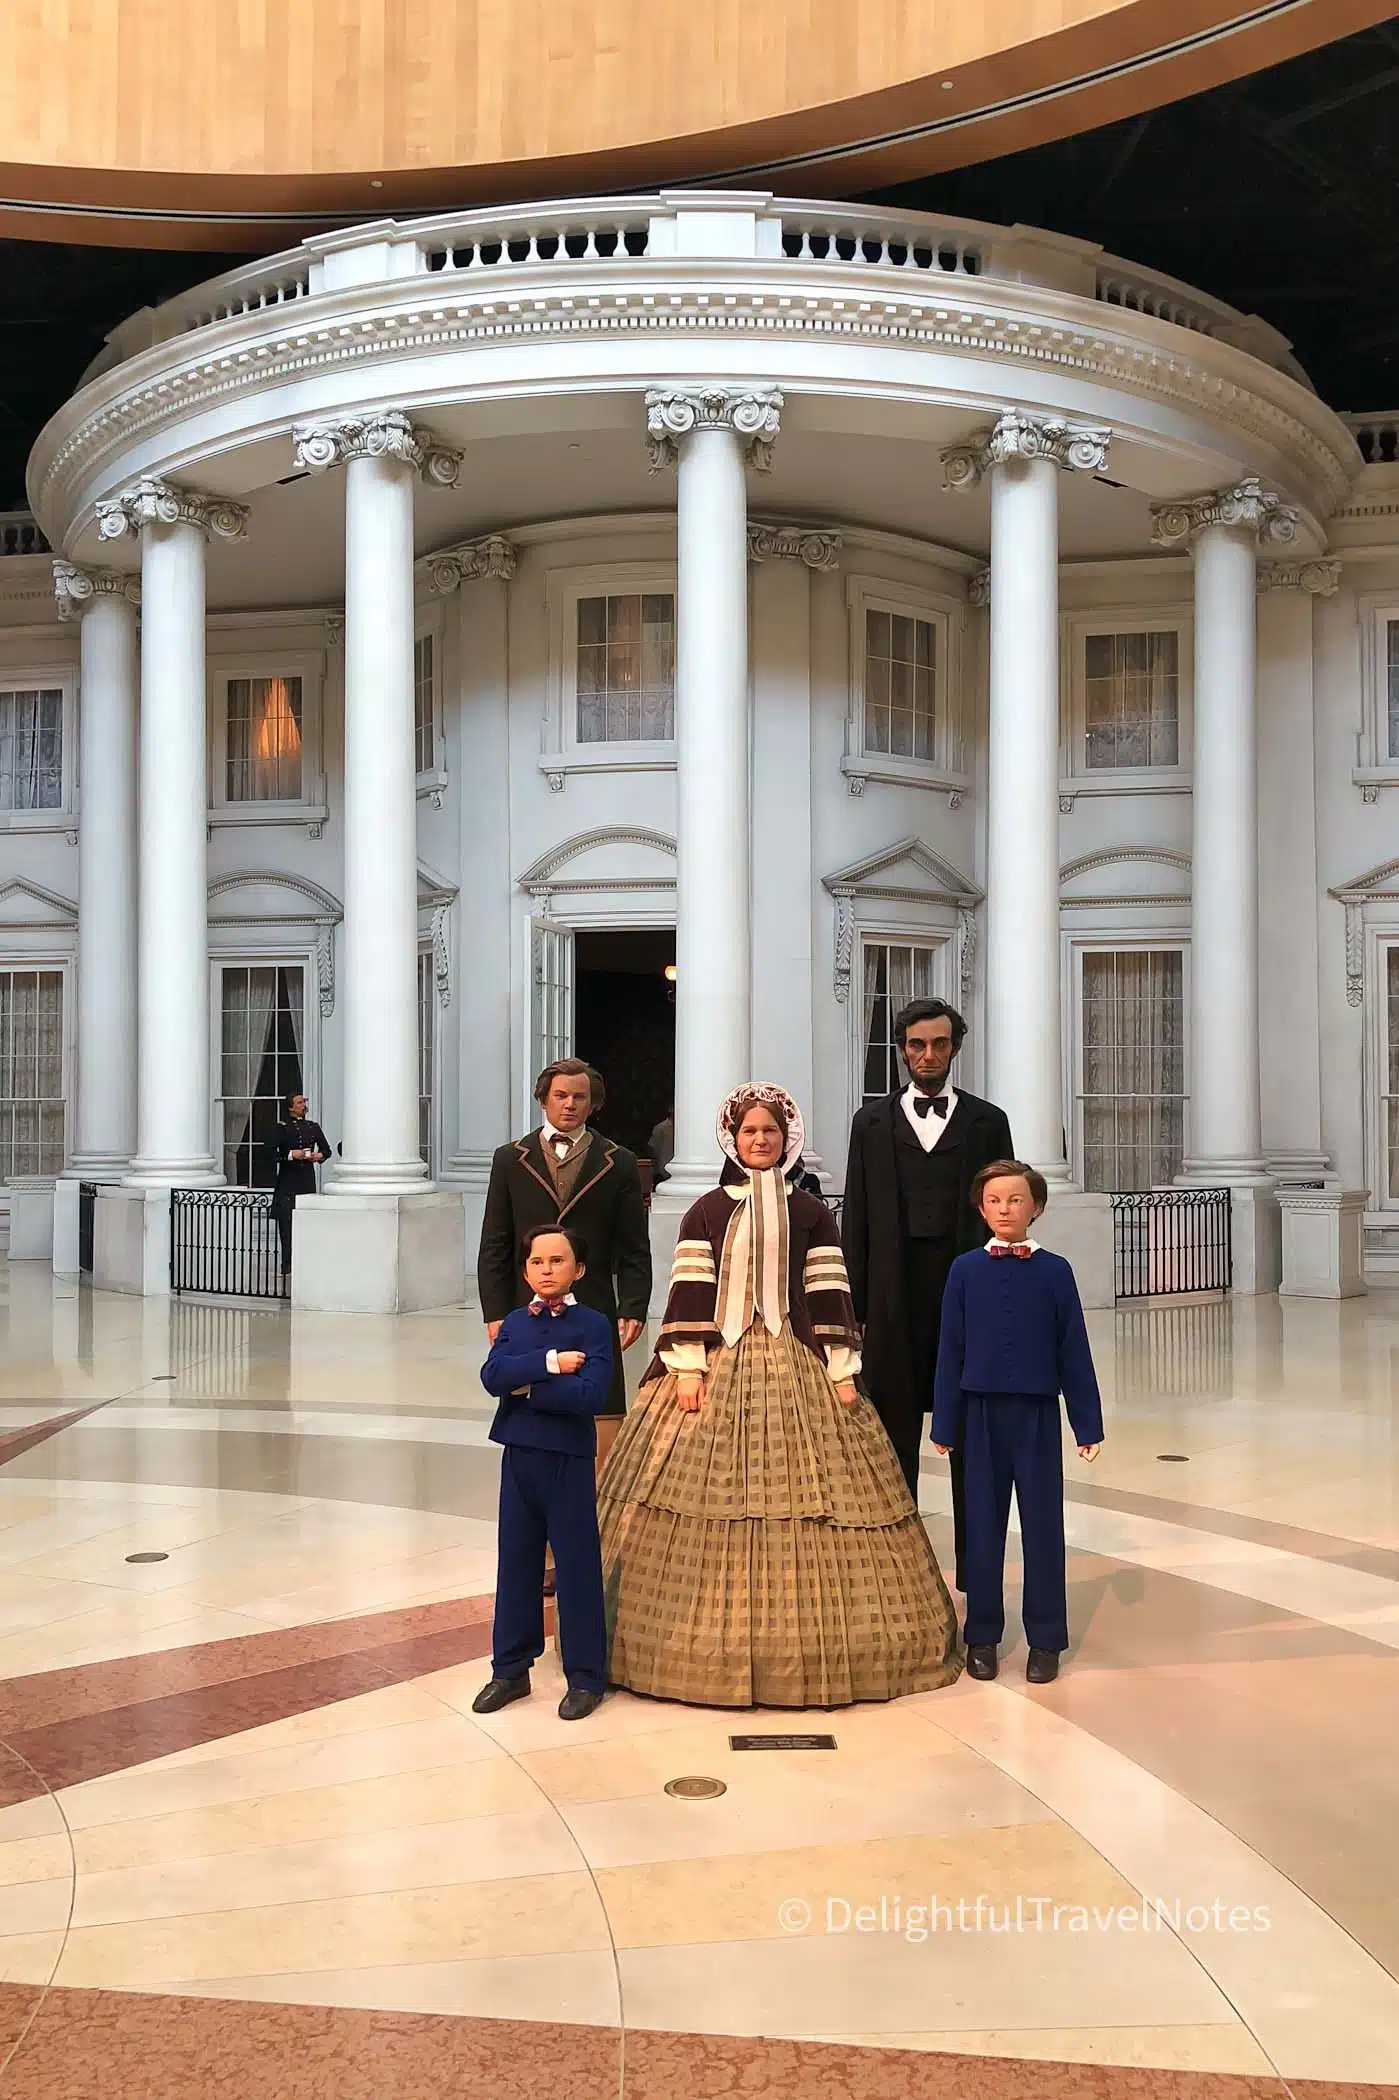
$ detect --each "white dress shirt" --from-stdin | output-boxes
[541,1116,583,1163]
[901,1080,959,1153]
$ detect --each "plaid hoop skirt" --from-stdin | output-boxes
[596,1321,963,1708]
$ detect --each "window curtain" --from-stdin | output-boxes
[0,691,62,811]
[1082,950,1183,1191]
[222,969,279,1181]
[0,971,64,1175]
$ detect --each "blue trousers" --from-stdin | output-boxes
[492,1444,607,1693]
[962,1394,1069,1654]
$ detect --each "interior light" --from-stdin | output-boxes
[664,965,677,982]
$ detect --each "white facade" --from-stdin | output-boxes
[3,191,1389,1306]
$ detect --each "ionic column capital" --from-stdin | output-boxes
[967,566,992,606]
[1256,556,1341,596]
[291,411,462,487]
[745,520,841,570]
[422,533,517,595]
[1150,475,1298,551]
[646,385,782,471]
[94,477,249,544]
[942,410,1111,490]
[53,560,140,621]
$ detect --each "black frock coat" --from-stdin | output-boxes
[270,1119,333,1217]
[476,1129,653,1417]
[842,1087,1013,1455]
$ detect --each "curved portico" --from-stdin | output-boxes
[24,192,1360,1309]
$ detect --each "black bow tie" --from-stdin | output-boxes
[913,1094,950,1120]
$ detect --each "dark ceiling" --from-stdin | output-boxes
[1,19,1396,511]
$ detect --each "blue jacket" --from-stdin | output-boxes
[481,1300,616,1457]
[931,1245,1104,1449]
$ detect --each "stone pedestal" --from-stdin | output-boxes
[6,1179,56,1261]
[1033,1190,1115,1309]
[291,1191,466,1314]
[1278,1185,1367,1299]
[1227,1183,1282,1296]
[93,1185,171,1297]
[645,1195,688,1321]
[53,1176,81,1274]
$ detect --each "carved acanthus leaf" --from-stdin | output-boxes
[942,411,1111,490]
[1150,475,1298,550]
[95,478,249,543]
[52,561,140,620]
[645,386,782,471]
[292,412,462,487]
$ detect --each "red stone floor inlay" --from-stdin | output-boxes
[0,1593,500,1807]
[0,1402,111,1472]
[2,1987,1397,2100]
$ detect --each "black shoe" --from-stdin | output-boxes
[558,1686,604,1721]
[471,1673,531,1714]
[1026,1648,1061,1684]
[965,1644,998,1681]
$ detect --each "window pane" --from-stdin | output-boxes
[1084,630,1179,771]
[418,950,434,1171]
[0,970,65,1174]
[1387,621,1399,761]
[576,593,675,743]
[216,965,305,1186]
[414,634,435,774]
[0,690,64,811]
[861,942,940,1104]
[1080,950,1185,1191]
[226,676,303,802]
[863,611,936,764]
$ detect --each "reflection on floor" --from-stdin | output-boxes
[0,1265,1397,2097]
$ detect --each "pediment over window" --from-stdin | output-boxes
[1329,857,1399,904]
[1327,860,1399,1008]
[207,871,343,925]
[1060,848,1191,907]
[517,826,677,901]
[0,878,76,930]
[821,837,981,908]
[418,859,459,911]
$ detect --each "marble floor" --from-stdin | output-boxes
[0,1265,1396,2097]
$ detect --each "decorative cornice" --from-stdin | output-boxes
[967,566,991,606]
[746,521,840,570]
[941,410,1111,490]
[52,560,139,621]
[324,613,345,646]
[422,533,517,594]
[1256,557,1341,596]
[94,477,248,544]
[645,386,782,471]
[291,411,462,487]
[1149,475,1298,550]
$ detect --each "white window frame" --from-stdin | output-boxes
[0,955,74,1177]
[842,575,965,797]
[207,944,321,1175]
[540,563,678,786]
[1059,608,1193,804]
[417,943,438,1175]
[414,602,448,808]
[1066,933,1191,1191]
[1361,924,1399,1211]
[208,649,328,831]
[849,927,954,1120]
[0,664,77,836]
[1354,596,1399,795]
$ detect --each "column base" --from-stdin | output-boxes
[93,1186,171,1297]
[646,1179,701,1321]
[291,1191,465,1314]
[1226,1183,1282,1296]
[1033,1188,1114,1309]
[438,1153,494,1312]
[123,1164,223,1190]
[1278,1186,1368,1299]
[6,1177,56,1262]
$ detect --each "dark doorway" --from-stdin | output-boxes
[574,930,675,1160]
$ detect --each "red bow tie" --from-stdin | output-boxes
[987,1242,1033,1260]
[528,1297,568,1316]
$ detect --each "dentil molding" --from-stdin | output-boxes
[421,533,518,594]
[52,560,140,620]
[645,386,783,470]
[291,411,462,487]
[1149,475,1298,549]
[941,410,1111,489]
[94,477,249,544]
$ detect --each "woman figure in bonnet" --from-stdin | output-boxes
[597,1084,962,1708]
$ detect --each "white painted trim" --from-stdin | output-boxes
[542,561,678,784]
[842,571,967,800]
[206,646,327,826]
[1059,603,1194,790]
[1062,929,1191,1191]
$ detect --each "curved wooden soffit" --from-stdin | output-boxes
[0,0,1389,248]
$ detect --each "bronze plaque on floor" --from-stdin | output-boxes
[729,1733,837,1751]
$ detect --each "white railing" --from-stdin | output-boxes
[0,510,47,557]
[76,191,1304,386]
[1343,413,1399,463]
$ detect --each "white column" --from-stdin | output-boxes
[95,478,248,1186]
[647,385,781,1198]
[293,414,462,1194]
[944,412,1109,1179]
[54,564,139,1180]
[1152,478,1298,1183]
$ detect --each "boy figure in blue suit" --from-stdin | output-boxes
[473,1226,614,1722]
[932,1160,1104,1686]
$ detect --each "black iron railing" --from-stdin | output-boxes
[170,1188,287,1300]
[821,1193,844,1231]
[78,1182,97,1274]
[1109,1188,1231,1300]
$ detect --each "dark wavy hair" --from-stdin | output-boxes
[893,999,968,1056]
[533,1058,605,1114]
